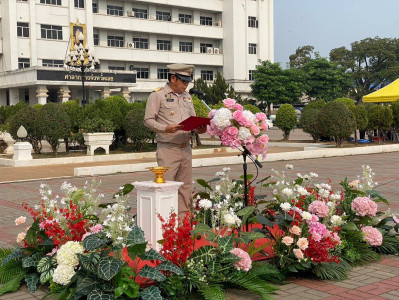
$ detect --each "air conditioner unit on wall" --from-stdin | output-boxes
[127,11,135,17]
[127,42,134,48]
[206,47,214,54]
[129,65,135,71]
[213,48,220,54]
[216,21,222,27]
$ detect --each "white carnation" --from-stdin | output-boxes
[198,199,213,209]
[320,183,331,190]
[282,188,293,197]
[330,193,341,201]
[56,241,84,267]
[280,202,291,212]
[301,211,312,220]
[53,264,76,286]
[237,127,252,141]
[242,110,256,124]
[331,215,344,226]
[212,108,232,129]
[223,213,236,226]
[318,188,330,199]
[285,164,294,170]
[310,172,318,178]
[296,186,309,196]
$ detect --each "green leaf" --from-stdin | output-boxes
[39,268,54,284]
[140,286,164,300]
[76,275,100,296]
[197,179,212,190]
[191,223,211,236]
[1,247,23,266]
[236,206,255,226]
[127,225,146,245]
[114,183,134,198]
[97,257,124,281]
[256,214,274,228]
[287,265,298,273]
[240,174,254,181]
[256,175,271,185]
[0,273,25,296]
[88,289,114,300]
[128,243,147,260]
[41,238,54,246]
[25,273,39,292]
[157,260,184,276]
[22,253,42,268]
[367,189,389,205]
[37,256,52,272]
[83,233,109,251]
[98,202,116,209]
[78,253,101,274]
[139,265,166,282]
[139,248,165,262]
[342,221,359,232]
[198,284,225,300]
[190,245,217,264]
[218,235,234,253]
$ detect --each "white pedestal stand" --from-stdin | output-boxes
[134,181,183,251]
[13,142,33,160]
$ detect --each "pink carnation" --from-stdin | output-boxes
[233,103,243,111]
[308,200,330,218]
[351,197,378,217]
[293,248,304,259]
[233,110,247,126]
[282,236,294,246]
[258,134,269,144]
[230,248,252,271]
[226,126,239,136]
[91,224,103,234]
[208,109,217,118]
[290,225,302,236]
[308,222,328,242]
[394,216,399,225]
[361,226,383,246]
[15,216,26,226]
[296,238,309,250]
[223,98,236,109]
[255,112,267,122]
[260,121,268,131]
[250,125,260,135]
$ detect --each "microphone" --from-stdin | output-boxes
[189,88,207,97]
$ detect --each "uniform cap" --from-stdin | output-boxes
[167,63,194,82]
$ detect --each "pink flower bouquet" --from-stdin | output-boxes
[207,98,270,158]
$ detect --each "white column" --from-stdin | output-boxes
[36,85,48,105]
[134,181,183,251]
[102,87,111,98]
[121,87,131,102]
[60,86,71,103]
[9,88,20,105]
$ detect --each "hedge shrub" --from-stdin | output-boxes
[367,105,393,140]
[317,101,355,147]
[304,100,326,112]
[299,108,322,142]
[391,100,399,129]
[275,104,297,140]
[243,104,261,114]
[38,103,71,155]
[124,107,154,151]
[193,95,211,117]
[8,106,45,153]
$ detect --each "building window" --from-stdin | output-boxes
[133,38,148,49]
[200,43,213,53]
[200,16,213,26]
[17,22,30,37]
[17,0,28,2]
[157,68,170,80]
[156,11,171,21]
[107,5,123,16]
[40,0,61,5]
[133,8,148,19]
[178,14,192,24]
[249,70,256,81]
[41,24,63,40]
[107,35,124,47]
[249,43,257,54]
[92,2,98,13]
[18,58,30,69]
[179,41,192,52]
[157,40,171,51]
[74,0,84,8]
[248,16,258,28]
[93,34,99,45]
[42,59,64,67]
[135,67,149,79]
[201,70,214,81]
[109,66,125,71]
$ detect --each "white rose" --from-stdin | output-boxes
[301,211,312,220]
[280,202,291,212]
[331,215,343,226]
[223,213,236,226]
[282,188,293,197]
[198,199,213,209]
[296,186,309,196]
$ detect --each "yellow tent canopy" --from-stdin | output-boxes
[363,79,399,103]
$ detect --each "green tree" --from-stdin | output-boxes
[391,100,399,141]
[304,99,326,111]
[289,45,318,69]
[124,108,154,151]
[302,58,352,101]
[275,104,297,140]
[367,105,393,142]
[330,37,399,103]
[317,101,356,147]
[62,100,84,152]
[299,109,322,142]
[251,60,306,114]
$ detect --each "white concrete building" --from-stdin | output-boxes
[0,0,273,105]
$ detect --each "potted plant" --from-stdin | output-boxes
[81,117,115,155]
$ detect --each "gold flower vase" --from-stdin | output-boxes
[147,167,169,184]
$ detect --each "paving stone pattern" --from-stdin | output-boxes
[0,151,398,299]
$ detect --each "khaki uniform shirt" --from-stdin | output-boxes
[144,84,196,144]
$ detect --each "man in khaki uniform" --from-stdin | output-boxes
[144,64,207,216]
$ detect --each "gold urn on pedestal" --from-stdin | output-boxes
[147,167,169,183]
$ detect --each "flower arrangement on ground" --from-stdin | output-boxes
[257,164,399,279]
[207,98,270,158]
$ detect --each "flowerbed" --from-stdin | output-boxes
[0,164,398,299]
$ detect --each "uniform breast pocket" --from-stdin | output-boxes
[183,101,194,112]
[164,101,179,109]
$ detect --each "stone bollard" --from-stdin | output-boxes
[13,142,33,160]
[134,181,183,251]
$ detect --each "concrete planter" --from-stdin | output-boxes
[83,132,114,155]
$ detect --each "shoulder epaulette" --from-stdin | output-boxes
[153,87,163,92]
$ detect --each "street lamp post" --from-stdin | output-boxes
[64,32,100,105]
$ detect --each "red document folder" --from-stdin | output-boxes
[179,116,211,131]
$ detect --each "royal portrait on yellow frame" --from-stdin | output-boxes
[70,23,86,51]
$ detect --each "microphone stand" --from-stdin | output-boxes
[239,146,263,232]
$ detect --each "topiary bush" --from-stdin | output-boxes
[299,108,322,142]
[243,104,261,114]
[367,105,393,142]
[61,100,85,151]
[317,101,356,147]
[124,107,154,151]
[8,106,45,153]
[304,100,326,112]
[275,104,297,140]
[38,103,71,156]
[334,98,356,109]
[81,117,115,133]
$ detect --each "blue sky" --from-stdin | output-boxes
[274,0,399,67]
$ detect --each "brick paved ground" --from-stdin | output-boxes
[0,149,398,299]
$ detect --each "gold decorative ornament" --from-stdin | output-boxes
[170,111,175,115]
[147,167,170,183]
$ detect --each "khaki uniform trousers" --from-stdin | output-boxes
[156,142,192,217]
